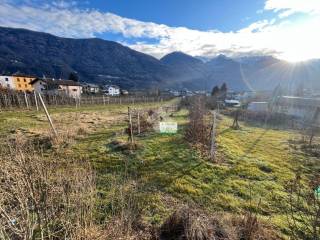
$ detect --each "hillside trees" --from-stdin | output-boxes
[68,71,79,82]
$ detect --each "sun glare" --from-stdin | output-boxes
[280,52,315,63]
[275,16,320,63]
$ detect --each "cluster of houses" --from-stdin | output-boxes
[0,74,127,98]
[247,95,320,120]
[208,89,320,122]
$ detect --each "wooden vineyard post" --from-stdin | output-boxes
[34,91,39,111]
[75,98,78,109]
[24,92,29,109]
[3,94,8,109]
[103,95,105,105]
[137,111,141,135]
[38,93,58,137]
[128,107,134,145]
[232,109,240,129]
[210,111,216,161]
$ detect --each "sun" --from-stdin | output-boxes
[280,52,315,63]
[274,16,320,63]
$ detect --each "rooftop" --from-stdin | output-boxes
[30,78,82,86]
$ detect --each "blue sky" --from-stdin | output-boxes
[90,0,272,31]
[0,0,319,61]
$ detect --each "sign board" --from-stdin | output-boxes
[159,122,178,134]
[315,186,320,199]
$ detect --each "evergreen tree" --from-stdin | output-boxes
[220,83,227,100]
[68,72,79,82]
[211,86,220,97]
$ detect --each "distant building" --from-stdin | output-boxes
[103,85,120,96]
[82,83,100,94]
[225,99,241,107]
[30,78,82,98]
[247,96,320,121]
[247,102,269,112]
[276,96,320,119]
[12,74,36,92]
[169,90,180,97]
[0,76,15,89]
[121,89,129,95]
[180,89,194,97]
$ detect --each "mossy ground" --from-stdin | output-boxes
[1,101,317,238]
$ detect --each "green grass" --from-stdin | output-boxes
[69,108,316,237]
[1,102,317,238]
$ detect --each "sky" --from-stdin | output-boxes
[0,0,319,62]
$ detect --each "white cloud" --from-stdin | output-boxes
[0,0,319,62]
[265,0,320,17]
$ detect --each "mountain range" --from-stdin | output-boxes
[0,26,319,92]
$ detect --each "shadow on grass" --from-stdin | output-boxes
[238,129,269,161]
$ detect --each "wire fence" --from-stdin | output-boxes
[0,90,173,110]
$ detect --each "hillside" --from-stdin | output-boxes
[1,26,320,91]
[0,26,172,89]
[161,53,320,92]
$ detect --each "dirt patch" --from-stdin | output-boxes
[33,111,126,137]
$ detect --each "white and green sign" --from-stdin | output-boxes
[159,122,178,134]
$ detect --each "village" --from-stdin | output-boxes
[1,73,320,125]
[0,73,127,98]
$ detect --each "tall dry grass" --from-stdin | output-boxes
[0,139,96,240]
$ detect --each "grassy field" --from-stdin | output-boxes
[1,100,318,238]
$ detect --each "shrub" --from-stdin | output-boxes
[0,140,96,239]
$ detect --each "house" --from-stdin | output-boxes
[30,78,82,98]
[247,102,269,112]
[82,83,100,94]
[12,74,36,92]
[121,89,129,95]
[276,96,320,119]
[103,85,120,96]
[225,99,241,107]
[247,96,320,121]
[0,76,15,89]
[169,90,180,97]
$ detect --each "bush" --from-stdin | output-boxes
[159,207,281,240]
[0,140,96,239]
